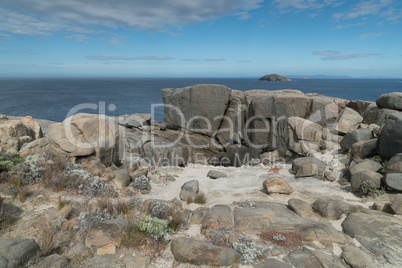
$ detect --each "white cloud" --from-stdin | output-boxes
[0,0,264,36]
[135,56,175,60]
[321,53,381,60]
[360,32,383,39]
[313,50,340,55]
[86,55,134,61]
[0,49,38,55]
[65,34,91,42]
[272,0,343,12]
[205,58,226,61]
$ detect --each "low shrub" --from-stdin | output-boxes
[233,237,263,264]
[205,223,232,247]
[0,153,24,171]
[371,155,387,174]
[360,180,380,197]
[186,192,207,205]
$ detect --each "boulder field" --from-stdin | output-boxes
[0,87,401,267]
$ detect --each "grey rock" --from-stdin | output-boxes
[351,139,377,162]
[179,180,199,201]
[19,137,50,158]
[262,176,293,195]
[376,92,402,111]
[288,198,313,217]
[260,150,280,165]
[377,113,402,159]
[207,170,227,179]
[161,84,231,136]
[113,169,131,188]
[288,247,348,268]
[292,157,326,173]
[340,128,373,151]
[201,205,232,234]
[189,207,209,225]
[387,153,402,173]
[85,219,126,248]
[341,246,379,268]
[296,164,318,178]
[37,254,70,268]
[350,171,383,193]
[255,258,292,268]
[342,209,402,266]
[0,120,30,138]
[348,100,375,115]
[144,199,177,219]
[363,105,396,126]
[171,237,241,266]
[307,96,343,125]
[0,137,20,154]
[324,170,338,181]
[385,173,402,192]
[347,159,383,178]
[132,174,151,193]
[288,117,322,142]
[312,196,363,220]
[391,194,402,215]
[335,107,363,135]
[0,238,40,268]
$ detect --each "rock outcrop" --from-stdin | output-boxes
[258,74,293,82]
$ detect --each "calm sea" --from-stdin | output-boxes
[0,78,401,122]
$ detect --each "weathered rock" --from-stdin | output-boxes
[80,158,106,176]
[351,139,377,161]
[233,202,346,246]
[20,116,43,140]
[97,244,116,256]
[207,170,227,179]
[260,150,280,165]
[348,100,375,115]
[113,169,131,188]
[171,237,241,266]
[324,170,338,181]
[391,194,402,215]
[292,157,326,173]
[132,174,151,193]
[347,159,383,178]
[258,74,293,81]
[48,113,119,165]
[1,137,20,154]
[85,220,126,248]
[335,107,363,135]
[288,198,313,217]
[387,153,402,173]
[256,258,292,268]
[144,199,178,219]
[376,92,402,111]
[37,254,70,268]
[18,135,33,146]
[377,113,402,159]
[342,209,402,266]
[385,173,402,192]
[245,89,311,149]
[190,207,209,225]
[201,205,232,234]
[288,117,322,141]
[0,120,30,138]
[341,245,379,268]
[161,84,231,136]
[289,140,320,156]
[363,105,396,126]
[262,176,293,195]
[118,113,151,129]
[340,128,373,151]
[307,96,343,126]
[296,164,318,178]
[350,171,383,193]
[288,248,348,268]
[19,138,50,158]
[0,238,40,268]
[179,180,199,201]
[216,90,246,146]
[312,196,363,220]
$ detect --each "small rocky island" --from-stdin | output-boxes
[258,73,293,82]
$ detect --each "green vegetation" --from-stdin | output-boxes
[371,155,388,174]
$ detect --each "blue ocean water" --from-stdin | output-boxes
[0,78,401,122]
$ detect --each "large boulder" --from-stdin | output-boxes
[377,113,402,159]
[387,153,402,173]
[291,157,326,173]
[262,175,293,195]
[376,92,402,111]
[363,105,396,126]
[85,220,126,248]
[216,90,246,146]
[340,128,373,151]
[179,180,199,201]
[351,139,377,162]
[335,108,363,135]
[161,84,231,136]
[20,116,43,140]
[341,246,379,268]
[288,117,322,142]
[342,210,402,266]
[347,159,382,179]
[0,238,40,268]
[307,96,345,126]
[171,237,241,266]
[385,173,402,192]
[0,120,30,138]
[350,171,383,193]
[312,196,363,220]
[48,113,119,165]
[245,89,311,149]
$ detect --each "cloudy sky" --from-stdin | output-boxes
[0,0,401,77]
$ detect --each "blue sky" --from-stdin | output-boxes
[0,0,401,78]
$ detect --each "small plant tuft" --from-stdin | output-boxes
[233,237,263,264]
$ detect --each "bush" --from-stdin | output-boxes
[0,153,24,171]
[360,180,379,197]
[233,237,263,264]
[137,216,169,240]
[206,223,232,247]
[186,192,207,205]
[371,155,387,174]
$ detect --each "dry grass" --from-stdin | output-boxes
[41,222,56,256]
[186,192,207,205]
[17,186,29,203]
[259,229,303,248]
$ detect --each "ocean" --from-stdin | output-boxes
[0,78,401,122]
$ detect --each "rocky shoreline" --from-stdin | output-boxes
[0,85,401,267]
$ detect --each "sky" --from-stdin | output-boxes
[0,0,401,78]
